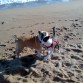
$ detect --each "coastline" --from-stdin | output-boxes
[0,0,70,10]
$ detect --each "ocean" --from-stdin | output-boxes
[0,0,70,10]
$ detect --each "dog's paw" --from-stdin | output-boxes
[59,50,61,54]
[43,57,47,61]
[43,56,51,61]
[36,55,43,59]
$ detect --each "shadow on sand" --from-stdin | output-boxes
[0,54,42,76]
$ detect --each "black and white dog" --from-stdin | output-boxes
[38,31,60,60]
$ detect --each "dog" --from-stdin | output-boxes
[38,31,49,42]
[39,35,60,61]
[14,31,49,58]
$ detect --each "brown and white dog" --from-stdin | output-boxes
[14,31,49,58]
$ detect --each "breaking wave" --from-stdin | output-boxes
[0,0,69,10]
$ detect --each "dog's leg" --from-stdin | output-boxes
[58,44,61,53]
[15,42,24,58]
[15,42,18,58]
[54,43,61,54]
[35,50,42,58]
[15,42,20,58]
[43,48,53,61]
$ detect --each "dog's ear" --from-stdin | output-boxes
[43,36,50,42]
[38,31,41,34]
[13,35,17,39]
[43,32,46,36]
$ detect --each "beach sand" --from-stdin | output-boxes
[0,0,83,83]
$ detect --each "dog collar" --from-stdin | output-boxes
[46,43,53,48]
[52,38,57,43]
[45,38,57,49]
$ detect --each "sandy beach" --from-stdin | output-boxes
[0,0,83,83]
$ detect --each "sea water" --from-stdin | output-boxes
[0,0,70,10]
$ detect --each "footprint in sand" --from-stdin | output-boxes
[11,27,15,29]
[34,23,39,25]
[75,19,78,21]
[22,79,28,82]
[41,22,45,24]
[76,23,79,26]
[58,20,62,21]
[71,23,76,27]
[1,21,5,24]
[0,44,6,47]
[48,22,51,24]
[18,26,22,28]
[63,27,68,31]
[65,20,67,21]
[69,20,74,21]
[78,25,82,27]
[80,21,83,25]
[52,22,55,23]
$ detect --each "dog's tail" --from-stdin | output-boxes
[13,35,17,39]
[13,35,19,42]
[52,27,56,37]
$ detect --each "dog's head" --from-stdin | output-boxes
[38,31,49,41]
